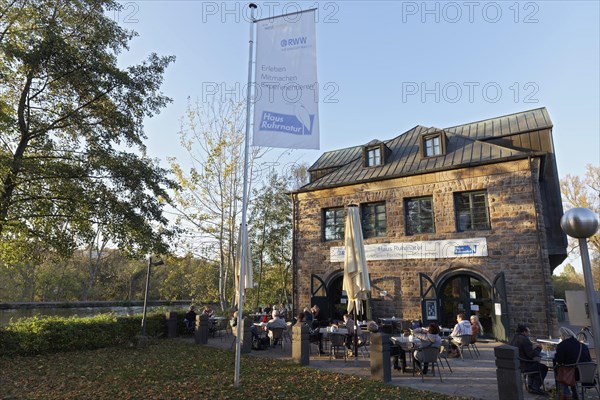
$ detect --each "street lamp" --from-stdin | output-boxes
[560,208,599,362]
[141,256,164,337]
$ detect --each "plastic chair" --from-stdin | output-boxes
[456,335,476,360]
[470,337,481,357]
[576,362,600,399]
[413,346,443,382]
[438,339,453,373]
[269,327,285,351]
[357,331,370,358]
[329,333,347,362]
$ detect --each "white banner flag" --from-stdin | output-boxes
[253,10,319,149]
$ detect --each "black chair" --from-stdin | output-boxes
[329,333,347,362]
[518,357,546,392]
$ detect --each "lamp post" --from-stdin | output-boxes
[141,256,164,337]
[560,208,599,362]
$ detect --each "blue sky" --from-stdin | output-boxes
[116,0,599,181]
[115,1,599,272]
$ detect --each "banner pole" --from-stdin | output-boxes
[234,2,257,388]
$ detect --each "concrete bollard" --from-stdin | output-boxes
[370,332,391,383]
[241,318,253,353]
[195,314,209,344]
[165,311,178,338]
[494,345,524,400]
[292,323,310,365]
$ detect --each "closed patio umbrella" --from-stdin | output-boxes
[342,205,371,365]
[235,223,253,307]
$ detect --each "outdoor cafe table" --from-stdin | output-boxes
[439,328,453,337]
[318,328,348,352]
[391,335,421,350]
[249,313,268,323]
[253,322,268,338]
[319,327,349,337]
[535,338,563,369]
[536,338,561,349]
[390,335,422,372]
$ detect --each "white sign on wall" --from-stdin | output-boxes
[330,238,488,262]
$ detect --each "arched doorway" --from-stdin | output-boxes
[439,272,493,337]
[311,272,371,324]
[328,274,346,322]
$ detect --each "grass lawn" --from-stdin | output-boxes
[0,339,469,399]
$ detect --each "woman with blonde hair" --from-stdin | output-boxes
[470,315,483,343]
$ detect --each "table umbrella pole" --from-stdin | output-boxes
[353,307,358,366]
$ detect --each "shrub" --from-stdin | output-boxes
[0,312,167,356]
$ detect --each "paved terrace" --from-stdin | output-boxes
[193,332,583,400]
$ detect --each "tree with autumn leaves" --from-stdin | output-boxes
[553,164,600,297]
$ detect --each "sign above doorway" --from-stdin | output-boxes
[330,238,488,262]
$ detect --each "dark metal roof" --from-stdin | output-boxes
[299,108,551,193]
[444,107,552,139]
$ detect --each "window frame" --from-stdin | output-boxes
[420,131,446,158]
[454,190,491,232]
[322,207,345,241]
[361,201,387,239]
[366,146,382,167]
[405,196,435,235]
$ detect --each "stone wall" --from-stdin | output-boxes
[292,158,557,337]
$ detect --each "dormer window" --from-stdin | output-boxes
[362,141,389,167]
[366,146,381,166]
[420,130,446,158]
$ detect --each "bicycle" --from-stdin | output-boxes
[577,326,593,344]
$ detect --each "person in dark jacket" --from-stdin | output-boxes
[303,307,314,324]
[296,312,323,354]
[554,327,591,400]
[184,305,197,332]
[509,324,548,395]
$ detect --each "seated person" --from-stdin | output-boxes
[311,305,321,324]
[554,326,591,400]
[392,345,409,372]
[297,312,323,354]
[412,323,442,375]
[343,314,362,351]
[303,307,314,324]
[278,303,288,320]
[230,311,259,339]
[184,305,197,331]
[470,315,484,343]
[202,305,214,318]
[509,324,548,395]
[266,310,287,344]
[449,313,472,356]
[367,320,379,333]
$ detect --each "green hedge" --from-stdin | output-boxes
[0,312,167,356]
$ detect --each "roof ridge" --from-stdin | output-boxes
[445,130,528,156]
[444,107,549,131]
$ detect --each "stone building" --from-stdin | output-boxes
[290,108,567,340]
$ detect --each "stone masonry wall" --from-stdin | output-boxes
[292,158,557,337]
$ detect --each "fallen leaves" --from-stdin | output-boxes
[0,339,468,399]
